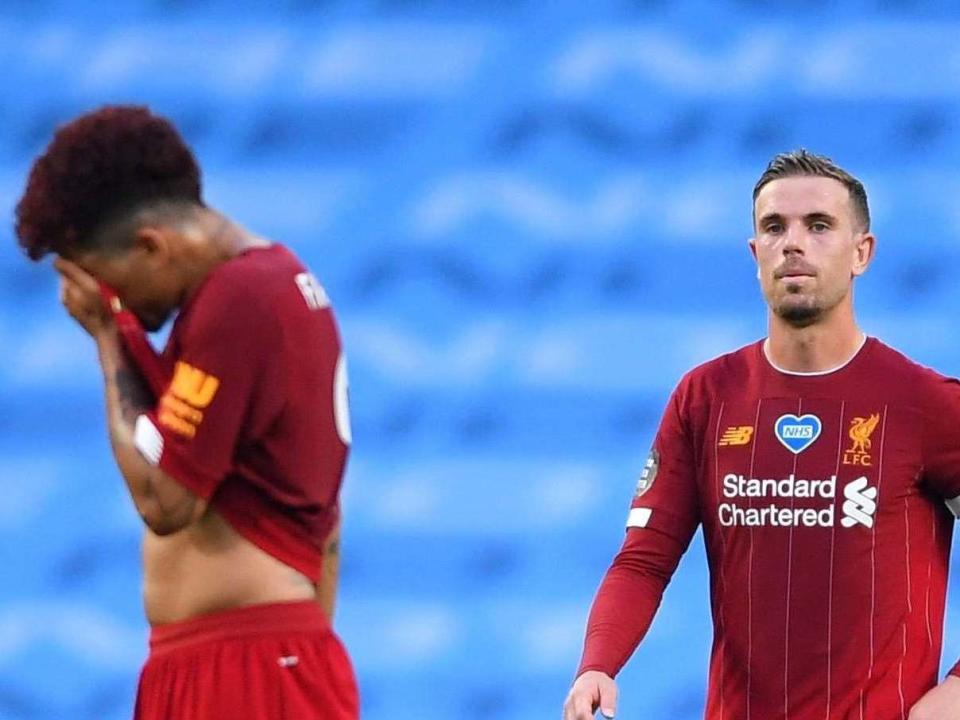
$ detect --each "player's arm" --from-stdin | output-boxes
[912,374,960,718]
[564,385,701,720]
[316,514,341,620]
[97,327,207,533]
[908,675,960,720]
[57,259,207,535]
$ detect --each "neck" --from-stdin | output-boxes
[181,210,269,299]
[764,302,864,374]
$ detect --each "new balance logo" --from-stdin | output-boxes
[840,476,878,528]
[718,426,754,447]
[158,361,221,439]
[169,361,219,408]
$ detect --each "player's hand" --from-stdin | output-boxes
[54,258,112,338]
[908,675,960,720]
[563,670,618,720]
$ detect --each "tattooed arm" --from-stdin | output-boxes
[96,328,208,534]
[57,258,207,535]
[316,515,342,620]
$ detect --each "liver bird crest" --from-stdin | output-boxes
[848,414,880,454]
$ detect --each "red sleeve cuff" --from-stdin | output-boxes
[575,664,615,680]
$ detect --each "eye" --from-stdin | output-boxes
[764,223,783,235]
[810,221,830,233]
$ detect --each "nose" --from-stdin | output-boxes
[781,224,809,256]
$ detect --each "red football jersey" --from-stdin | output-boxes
[579,337,960,720]
[133,244,350,582]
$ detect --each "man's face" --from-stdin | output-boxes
[751,176,873,327]
[72,237,181,332]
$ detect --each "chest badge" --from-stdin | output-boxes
[843,413,880,466]
[774,413,822,454]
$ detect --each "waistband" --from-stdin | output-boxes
[149,601,329,656]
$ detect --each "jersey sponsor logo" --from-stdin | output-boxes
[842,413,880,467]
[774,413,822,454]
[634,449,659,498]
[718,473,876,529]
[840,476,878,528]
[718,425,754,447]
[158,361,221,439]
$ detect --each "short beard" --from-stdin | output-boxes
[775,303,821,328]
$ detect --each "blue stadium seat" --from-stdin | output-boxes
[4,3,960,718]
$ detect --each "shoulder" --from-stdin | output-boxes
[658,342,761,433]
[178,245,309,346]
[204,243,302,294]
[866,338,960,412]
[867,337,956,387]
[190,244,307,317]
[675,341,761,401]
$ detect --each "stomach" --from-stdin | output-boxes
[142,508,316,625]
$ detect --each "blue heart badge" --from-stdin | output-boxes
[774,413,822,454]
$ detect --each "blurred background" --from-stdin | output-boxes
[3,1,960,718]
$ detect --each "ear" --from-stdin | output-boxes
[851,232,876,278]
[748,236,761,279]
[133,226,171,263]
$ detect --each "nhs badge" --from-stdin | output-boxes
[775,414,822,454]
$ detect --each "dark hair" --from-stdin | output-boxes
[753,149,870,231]
[15,105,203,261]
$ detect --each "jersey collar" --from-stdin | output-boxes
[762,333,869,377]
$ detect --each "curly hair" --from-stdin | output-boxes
[753,148,870,231]
[15,105,203,261]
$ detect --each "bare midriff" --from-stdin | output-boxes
[142,508,316,626]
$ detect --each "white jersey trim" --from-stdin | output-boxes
[762,333,868,377]
[626,507,652,529]
[134,414,164,466]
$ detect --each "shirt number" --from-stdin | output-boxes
[296,272,330,311]
[334,353,352,446]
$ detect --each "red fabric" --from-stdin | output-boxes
[147,244,348,582]
[99,281,172,397]
[134,601,358,720]
[579,338,960,719]
[577,527,686,677]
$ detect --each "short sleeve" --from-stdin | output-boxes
[626,382,701,544]
[134,277,274,499]
[921,373,960,507]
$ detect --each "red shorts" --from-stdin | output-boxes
[134,601,359,720]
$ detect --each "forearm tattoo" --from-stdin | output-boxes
[112,358,155,426]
